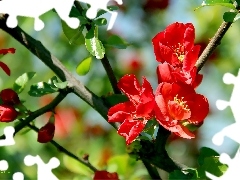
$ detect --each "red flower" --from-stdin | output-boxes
[0,88,20,105]
[0,48,15,76]
[0,104,18,122]
[108,74,155,145]
[154,82,209,138]
[93,170,119,180]
[152,22,200,72]
[37,121,55,143]
[156,62,203,88]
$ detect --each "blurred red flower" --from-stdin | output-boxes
[93,170,119,180]
[0,48,16,76]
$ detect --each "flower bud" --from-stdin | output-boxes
[37,122,55,143]
[0,89,20,105]
[0,104,18,122]
[93,170,119,180]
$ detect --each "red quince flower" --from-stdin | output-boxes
[93,170,119,180]
[152,22,200,72]
[156,62,203,88]
[154,82,209,138]
[0,48,15,76]
[108,74,155,145]
[0,104,18,122]
[37,121,55,143]
[0,88,20,105]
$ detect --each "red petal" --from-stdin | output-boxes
[173,124,195,139]
[183,23,195,50]
[154,94,170,122]
[118,74,141,103]
[0,48,16,55]
[152,31,165,62]
[0,62,10,76]
[183,45,201,72]
[156,63,175,83]
[118,120,146,145]
[187,94,209,124]
[164,22,186,46]
[108,102,133,122]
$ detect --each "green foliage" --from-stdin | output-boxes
[197,0,236,10]
[13,72,36,94]
[223,12,238,22]
[61,20,85,45]
[76,56,92,76]
[28,76,67,97]
[85,26,105,59]
[105,35,130,49]
[94,18,108,26]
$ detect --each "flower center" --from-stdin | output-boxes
[173,95,189,111]
[173,43,185,62]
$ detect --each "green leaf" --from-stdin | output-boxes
[63,155,92,176]
[202,156,228,177]
[196,0,236,10]
[106,35,130,49]
[223,12,237,22]
[85,26,105,59]
[61,20,85,45]
[28,82,57,97]
[53,80,68,89]
[76,56,92,76]
[198,147,219,166]
[13,72,36,94]
[107,5,119,11]
[94,18,107,26]
[107,154,129,175]
[103,94,128,107]
[169,170,193,179]
[96,9,107,17]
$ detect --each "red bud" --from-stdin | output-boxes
[0,104,18,122]
[37,122,55,143]
[0,88,20,105]
[93,170,119,180]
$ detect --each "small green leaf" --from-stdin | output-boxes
[28,82,57,97]
[85,36,105,59]
[198,147,219,166]
[94,18,107,26]
[202,156,228,176]
[196,0,236,10]
[96,9,107,17]
[61,20,84,45]
[13,72,36,94]
[76,56,92,76]
[223,12,237,22]
[53,81,68,89]
[106,35,130,49]
[107,5,119,11]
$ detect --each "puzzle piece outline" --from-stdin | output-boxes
[206,69,240,179]
[0,0,122,31]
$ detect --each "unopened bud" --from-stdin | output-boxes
[0,89,20,105]
[0,104,18,122]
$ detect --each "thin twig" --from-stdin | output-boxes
[73,3,121,94]
[0,15,114,128]
[22,120,98,172]
[101,56,121,94]
[0,91,68,139]
[196,21,232,72]
[142,159,161,180]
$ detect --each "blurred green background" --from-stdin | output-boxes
[0,0,240,179]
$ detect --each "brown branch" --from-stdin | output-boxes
[0,14,114,127]
[196,21,232,72]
